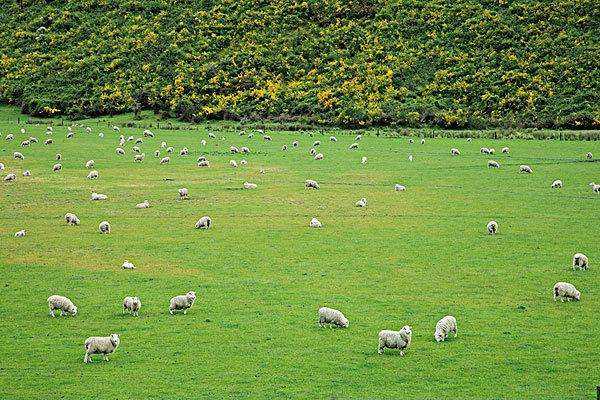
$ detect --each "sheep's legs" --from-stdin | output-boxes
[84,353,91,363]
[104,355,109,362]
[49,309,55,317]
[183,309,187,315]
[399,351,405,356]
[169,309,173,315]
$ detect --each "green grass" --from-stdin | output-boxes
[0,106,598,399]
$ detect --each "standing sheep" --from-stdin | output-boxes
[160,156,170,164]
[178,188,189,199]
[123,297,141,316]
[551,179,563,188]
[240,146,250,154]
[23,170,31,177]
[292,140,299,148]
[519,165,533,173]
[487,160,500,168]
[83,334,120,363]
[355,198,367,207]
[330,136,337,142]
[378,326,412,356]
[134,154,145,162]
[572,253,589,270]
[4,173,16,182]
[85,160,95,169]
[14,152,24,160]
[434,316,457,342]
[64,213,80,226]
[487,220,498,235]
[169,291,197,314]
[99,221,111,234]
[135,200,150,209]
[361,156,367,164]
[586,152,593,160]
[52,163,62,172]
[309,217,322,228]
[195,216,212,229]
[14,229,26,237]
[314,153,324,160]
[394,184,406,191]
[44,138,53,145]
[180,147,189,156]
[87,170,99,179]
[501,147,510,154]
[589,182,600,194]
[318,307,349,328]
[305,179,319,189]
[47,295,78,317]
[230,160,238,168]
[122,260,135,270]
[243,182,257,189]
[115,147,125,155]
[450,148,460,156]
[349,143,359,150]
[91,192,108,201]
[553,282,580,302]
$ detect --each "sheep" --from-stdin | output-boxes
[66,132,74,139]
[86,127,92,133]
[318,307,349,328]
[314,153,324,160]
[143,129,154,137]
[64,213,80,226]
[122,260,135,270]
[247,133,254,139]
[501,147,510,154]
[305,179,319,189]
[132,146,141,154]
[169,291,197,314]
[21,140,30,147]
[378,326,412,356]
[14,152,24,160]
[135,138,143,145]
[0,163,4,171]
[551,179,563,188]
[355,134,362,141]
[87,170,99,179]
[480,147,491,154]
[98,133,104,138]
[489,148,495,154]
[487,220,498,235]
[47,295,78,317]
[240,159,247,166]
[20,128,26,134]
[361,156,368,164]
[263,135,272,141]
[450,148,460,156]
[313,140,321,147]
[84,334,120,363]
[160,156,170,164]
[467,137,472,142]
[408,154,413,162]
[4,173,16,182]
[356,198,367,207]
[133,153,145,162]
[135,200,150,209]
[420,138,425,145]
[200,139,206,146]
[309,148,317,156]
[519,165,533,174]
[243,182,257,189]
[153,150,161,158]
[195,216,212,229]
[22,170,31,177]
[487,160,500,168]
[127,136,134,142]
[99,221,111,234]
[119,137,125,146]
[309,217,322,228]
[180,147,189,156]
[91,192,107,201]
[29,137,38,143]
[6,133,14,141]
[166,147,174,154]
[587,182,600,195]
[85,160,95,169]
[240,146,250,154]
[553,282,580,302]
[52,163,62,172]
[230,160,238,168]
[123,297,141,316]
[572,253,589,270]
[349,142,359,150]
[394,184,406,191]
[14,229,26,237]
[330,136,337,142]
[55,153,62,161]
[160,141,167,148]
[434,316,457,342]
[408,138,414,144]
[116,147,125,155]
[178,188,189,199]
[197,160,210,167]
[586,152,593,160]
[292,140,299,148]
[44,138,53,145]
[208,132,216,139]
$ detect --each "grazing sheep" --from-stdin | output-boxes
[572,253,589,270]
[123,297,141,316]
[99,221,111,234]
[135,200,150,209]
[116,147,125,155]
[91,192,107,201]
[169,291,197,314]
[305,179,319,189]
[14,229,26,237]
[195,216,212,229]
[160,156,170,164]
[44,138,53,145]
[0,163,4,171]
[84,334,120,363]
[408,154,413,162]
[318,307,349,328]
[197,160,210,167]
[551,179,563,188]
[134,153,145,162]
[52,163,62,172]
[243,182,257,189]
[166,147,174,154]
[553,282,580,302]
[309,217,322,228]
[434,316,457,342]
[489,148,495,154]
[66,132,74,139]
[230,160,238,168]
[450,148,460,156]
[263,135,272,141]
[487,220,498,235]
[349,142,359,150]
[13,152,24,160]
[408,139,414,144]
[282,144,288,151]
[361,156,367,164]
[394,184,406,191]
[586,152,593,160]
[29,137,38,143]
[355,134,362,141]
[98,133,104,138]
[378,326,412,356]
[420,138,425,144]
[47,295,78,317]
[240,146,250,154]
[21,140,30,147]
[292,140,299,147]
[22,170,31,177]
[180,147,189,156]
[230,146,240,154]
[153,149,160,157]
[590,182,600,194]
[208,132,216,139]
[519,165,533,173]
[143,129,154,137]
[64,213,80,226]
[247,133,254,139]
[127,136,134,142]
[356,198,367,207]
[467,137,472,142]
[87,170,99,179]
[5,134,14,141]
[132,146,141,154]
[178,188,189,199]
[313,140,321,147]
[160,141,167,148]
[501,147,510,154]
[85,160,95,169]
[487,160,500,168]
[135,138,143,145]
[119,138,125,146]
[122,260,135,270]
[309,148,317,156]
[330,136,337,142]
[240,159,248,166]
[55,153,62,161]
[200,139,206,146]
[314,153,324,160]
[4,173,16,182]
[480,147,491,154]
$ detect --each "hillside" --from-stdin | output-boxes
[1,0,599,128]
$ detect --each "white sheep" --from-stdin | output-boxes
[14,229,26,237]
[230,160,238,168]
[134,153,145,162]
[313,140,321,147]
[197,160,210,167]
[200,139,206,146]
[408,139,414,144]
[487,220,498,235]
[22,170,31,177]
[154,150,160,157]
[243,182,257,189]
[480,147,491,154]
[408,154,413,162]
[87,170,99,179]
[29,137,38,143]
[349,142,359,150]
[589,182,600,194]
[136,200,150,209]
[178,188,189,199]
[52,163,62,172]
[208,132,216,139]
[394,184,406,191]
[143,129,154,137]
[355,134,362,141]
[99,221,111,234]
[85,160,94,169]
[6,134,14,141]
[64,213,80,226]
[161,141,167,148]
[586,152,593,160]
[314,153,324,160]
[132,146,141,154]
[356,198,367,207]
[292,140,299,147]
[4,173,16,182]
[553,282,580,302]
[127,136,134,142]
[519,165,533,173]
[263,135,272,141]
[180,147,189,156]
[378,326,412,356]
[240,146,250,154]
[47,295,78,317]
[309,148,316,156]
[135,138,143,144]
[195,216,212,229]
[551,179,563,188]
[330,136,337,142]
[91,192,107,201]
[240,159,247,166]
[13,152,24,160]
[115,147,125,155]
[318,307,349,328]
[169,291,197,314]
[450,148,460,156]
[361,156,367,164]
[122,260,135,270]
[123,297,141,316]
[21,140,30,147]
[501,147,510,154]
[487,160,500,168]
[572,253,589,270]
[0,163,4,171]
[44,138,53,145]
[282,144,288,151]
[434,316,457,342]
[309,217,322,228]
[489,148,495,154]
[84,334,120,363]
[66,132,74,139]
[305,179,319,189]
[55,153,62,160]
[160,156,170,164]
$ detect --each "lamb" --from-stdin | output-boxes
[378,326,412,356]
[87,170,99,179]
[91,192,107,201]
[553,282,580,302]
[519,165,533,173]
[349,142,359,150]
[243,182,257,189]
[4,173,16,182]
[14,229,26,237]
[123,297,141,316]
[309,217,322,228]
[122,260,135,270]
[361,156,367,164]
[318,307,349,328]
[487,160,500,168]
[180,147,189,156]
[84,334,120,363]
[133,153,145,162]
[44,138,53,145]
[434,316,457,342]
[305,179,320,189]
[13,152,24,160]
[135,200,150,209]
[487,220,498,235]
[52,163,62,172]
[169,291,197,314]
[22,170,31,177]
[195,216,212,229]
[394,184,406,191]
[330,136,337,142]
[314,153,324,160]
[47,295,78,317]
[85,160,95,169]
[178,188,189,199]
[160,156,170,164]
[356,198,367,207]
[240,146,250,154]
[115,147,125,155]
[64,213,80,226]
[588,182,600,194]
[551,179,563,188]
[501,147,510,154]
[197,160,210,167]
[230,160,238,168]
[450,148,460,156]
[572,253,589,270]
[99,221,111,234]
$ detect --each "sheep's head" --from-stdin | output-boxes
[434,330,444,342]
[110,334,120,347]
[402,326,412,336]
[70,305,78,316]
[340,317,349,328]
[574,291,581,301]
[187,291,197,301]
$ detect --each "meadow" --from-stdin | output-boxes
[0,106,598,399]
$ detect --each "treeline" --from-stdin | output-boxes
[1,0,599,128]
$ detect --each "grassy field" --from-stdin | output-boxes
[0,106,598,399]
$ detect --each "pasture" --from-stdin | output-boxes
[0,106,598,399]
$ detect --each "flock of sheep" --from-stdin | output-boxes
[1,123,596,363]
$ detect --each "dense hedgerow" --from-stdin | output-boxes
[1,0,599,128]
